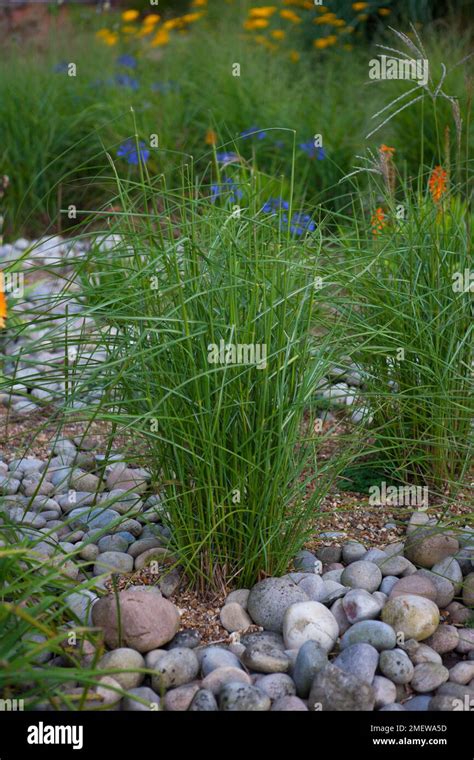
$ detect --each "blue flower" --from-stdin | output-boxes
[215,152,240,165]
[299,140,326,160]
[262,197,289,213]
[288,212,316,236]
[117,139,150,166]
[116,54,137,68]
[240,125,267,140]
[211,177,243,204]
[115,73,139,90]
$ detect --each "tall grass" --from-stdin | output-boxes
[62,159,350,590]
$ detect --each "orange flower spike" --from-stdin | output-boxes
[428,165,448,203]
[371,207,386,236]
[0,272,6,329]
[380,144,395,156]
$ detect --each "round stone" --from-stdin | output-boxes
[448,662,474,685]
[254,673,296,701]
[424,625,459,654]
[330,598,351,635]
[381,594,440,641]
[407,642,442,665]
[271,696,308,711]
[97,535,129,554]
[375,555,412,577]
[247,577,309,633]
[93,551,133,576]
[163,683,200,711]
[333,643,379,684]
[379,649,414,684]
[430,557,463,594]
[411,662,449,692]
[91,589,180,652]
[219,603,252,633]
[167,629,201,650]
[388,574,437,602]
[201,646,242,676]
[201,667,251,695]
[340,620,396,651]
[296,574,327,602]
[456,629,474,655]
[219,683,271,711]
[122,686,160,711]
[241,642,290,674]
[342,589,382,623]
[372,675,397,709]
[308,664,375,711]
[188,689,218,711]
[404,528,459,569]
[225,589,250,609]
[415,569,455,608]
[282,601,339,652]
[98,648,145,689]
[151,648,199,691]
[341,561,382,593]
[342,542,366,564]
[293,640,328,698]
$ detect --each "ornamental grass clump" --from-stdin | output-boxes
[72,164,345,590]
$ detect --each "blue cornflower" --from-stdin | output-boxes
[262,197,289,213]
[117,139,150,166]
[116,54,137,68]
[211,177,243,204]
[215,152,240,165]
[288,212,316,236]
[299,140,326,160]
[240,125,267,140]
[115,73,140,90]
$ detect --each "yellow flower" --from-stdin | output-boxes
[271,29,285,40]
[317,5,329,11]
[249,6,277,17]
[121,9,139,22]
[143,14,160,25]
[314,38,329,49]
[205,129,217,145]
[98,30,118,46]
[315,13,337,24]
[378,7,391,16]
[333,19,346,27]
[289,50,300,62]
[181,12,204,23]
[352,1,368,9]
[326,35,337,45]
[280,9,301,23]
[151,28,170,46]
[358,14,369,21]
[244,18,269,29]
[163,19,178,30]
[192,0,208,6]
